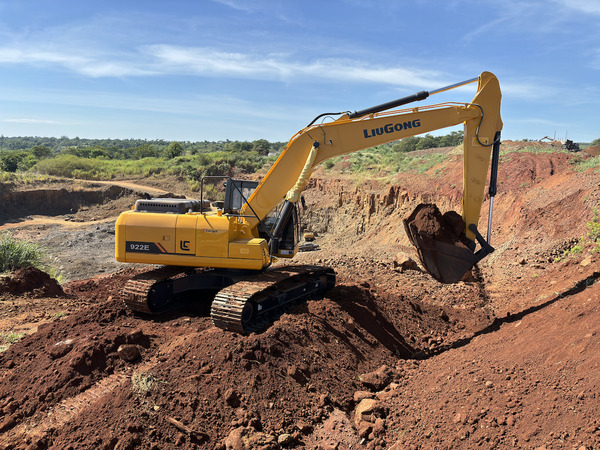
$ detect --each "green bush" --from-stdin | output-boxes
[557,209,600,260]
[0,232,46,273]
[588,209,600,251]
[0,150,30,172]
[33,154,101,178]
[204,160,232,177]
[164,142,184,159]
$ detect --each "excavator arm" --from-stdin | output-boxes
[243,72,502,238]
[243,72,502,276]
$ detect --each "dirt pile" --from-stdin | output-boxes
[0,262,497,449]
[383,263,600,449]
[0,266,63,297]
[404,204,467,244]
[584,145,600,156]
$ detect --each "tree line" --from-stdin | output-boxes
[0,132,468,171]
[5,131,592,176]
[0,137,286,173]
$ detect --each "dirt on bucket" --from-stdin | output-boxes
[403,203,476,283]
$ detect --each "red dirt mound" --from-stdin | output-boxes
[0,263,494,449]
[584,145,600,156]
[0,267,64,297]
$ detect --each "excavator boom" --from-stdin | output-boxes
[242,71,502,242]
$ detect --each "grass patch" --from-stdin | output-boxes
[0,172,55,184]
[587,209,600,251]
[0,331,25,352]
[324,148,451,177]
[395,152,448,174]
[556,209,600,260]
[29,151,269,181]
[501,145,566,156]
[131,370,168,412]
[0,232,61,280]
[0,232,46,273]
[570,155,600,172]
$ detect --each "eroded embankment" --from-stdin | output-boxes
[303,151,599,284]
[0,185,131,221]
[302,177,463,254]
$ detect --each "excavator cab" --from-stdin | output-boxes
[223,179,259,214]
[206,177,301,259]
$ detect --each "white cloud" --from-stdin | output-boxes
[513,117,565,126]
[208,0,293,21]
[144,44,448,88]
[500,80,550,100]
[2,118,64,124]
[0,47,86,65]
[0,45,156,78]
[209,0,255,12]
[0,31,449,87]
[0,84,289,123]
[460,0,600,42]
[144,45,274,78]
[550,0,600,15]
[3,40,571,101]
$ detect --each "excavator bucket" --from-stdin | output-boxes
[403,204,492,284]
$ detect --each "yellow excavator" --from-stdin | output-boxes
[115,71,502,333]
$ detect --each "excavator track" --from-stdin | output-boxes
[121,266,199,314]
[121,265,335,334]
[211,265,335,334]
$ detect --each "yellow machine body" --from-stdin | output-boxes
[115,210,270,270]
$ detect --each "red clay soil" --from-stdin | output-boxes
[0,146,599,449]
[403,204,464,242]
[583,145,600,156]
[0,267,64,298]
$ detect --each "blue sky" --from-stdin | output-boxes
[0,0,599,143]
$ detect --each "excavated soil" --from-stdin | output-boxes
[1,145,600,449]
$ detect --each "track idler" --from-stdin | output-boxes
[403,204,494,283]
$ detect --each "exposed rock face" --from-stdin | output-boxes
[0,185,129,220]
